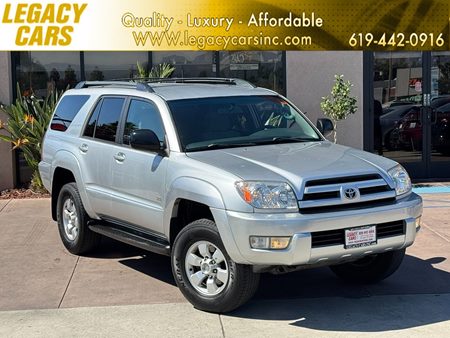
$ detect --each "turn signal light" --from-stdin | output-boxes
[415,217,421,232]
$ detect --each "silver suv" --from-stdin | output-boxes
[39,78,422,313]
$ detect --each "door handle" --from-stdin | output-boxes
[79,143,88,153]
[113,152,126,162]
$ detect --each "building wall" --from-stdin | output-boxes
[286,51,364,149]
[0,52,14,191]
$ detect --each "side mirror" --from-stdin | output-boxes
[130,129,164,153]
[316,118,334,137]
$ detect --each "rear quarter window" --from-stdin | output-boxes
[50,95,90,131]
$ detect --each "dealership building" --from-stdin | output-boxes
[1,51,450,191]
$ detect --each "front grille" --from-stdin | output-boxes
[300,198,397,214]
[311,220,405,248]
[377,220,405,238]
[359,185,392,195]
[302,191,339,201]
[299,173,395,214]
[305,174,381,187]
[310,229,343,247]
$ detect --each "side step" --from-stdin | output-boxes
[89,223,170,256]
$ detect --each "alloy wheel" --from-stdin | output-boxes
[184,240,229,296]
[62,197,79,241]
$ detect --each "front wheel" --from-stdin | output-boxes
[329,248,406,284]
[171,219,259,313]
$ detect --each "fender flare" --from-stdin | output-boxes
[50,150,96,218]
[163,177,248,263]
[164,177,226,232]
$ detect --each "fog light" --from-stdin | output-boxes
[249,236,269,249]
[415,217,421,232]
[250,236,291,250]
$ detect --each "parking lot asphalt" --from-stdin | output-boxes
[0,194,449,337]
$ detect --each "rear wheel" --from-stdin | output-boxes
[171,219,260,313]
[329,249,405,284]
[57,182,100,255]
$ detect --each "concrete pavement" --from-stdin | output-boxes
[1,294,450,337]
[0,194,449,337]
[0,199,184,311]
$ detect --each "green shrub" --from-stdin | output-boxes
[320,75,357,143]
[136,62,175,79]
[0,85,63,191]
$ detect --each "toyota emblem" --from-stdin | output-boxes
[344,187,358,200]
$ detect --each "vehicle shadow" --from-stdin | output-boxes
[85,238,177,286]
[118,253,176,286]
[86,237,148,259]
[86,240,450,332]
[228,254,450,332]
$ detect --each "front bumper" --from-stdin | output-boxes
[212,192,422,266]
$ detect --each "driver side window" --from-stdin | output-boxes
[123,99,165,145]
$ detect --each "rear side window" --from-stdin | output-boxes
[50,95,90,131]
[83,97,125,142]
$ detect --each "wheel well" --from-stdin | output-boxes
[170,199,214,244]
[51,167,76,221]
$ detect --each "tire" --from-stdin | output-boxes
[329,249,405,284]
[171,219,260,313]
[56,182,100,255]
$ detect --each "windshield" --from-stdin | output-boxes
[167,95,322,152]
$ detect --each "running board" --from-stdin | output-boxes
[89,223,170,256]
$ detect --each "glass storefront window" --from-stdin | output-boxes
[152,51,215,77]
[374,52,422,106]
[16,52,81,98]
[373,52,423,163]
[84,52,149,80]
[372,51,450,178]
[220,51,284,94]
[431,52,450,160]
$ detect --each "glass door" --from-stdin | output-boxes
[373,52,426,178]
[430,52,450,178]
[373,51,450,179]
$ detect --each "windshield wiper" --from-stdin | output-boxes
[186,142,258,152]
[274,136,321,142]
[186,137,321,151]
[254,137,321,145]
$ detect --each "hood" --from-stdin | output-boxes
[186,142,398,195]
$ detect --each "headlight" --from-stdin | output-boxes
[388,165,412,196]
[235,181,298,209]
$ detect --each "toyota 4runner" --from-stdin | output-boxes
[39,78,423,313]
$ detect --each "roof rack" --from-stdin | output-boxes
[74,81,154,92]
[153,78,256,88]
[111,77,257,88]
[74,77,257,92]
